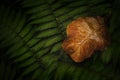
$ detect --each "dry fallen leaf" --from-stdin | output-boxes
[62,16,110,62]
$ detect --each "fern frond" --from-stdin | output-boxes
[0,0,120,80]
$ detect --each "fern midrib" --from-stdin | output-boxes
[2,25,46,69]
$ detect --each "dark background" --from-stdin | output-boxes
[0,0,120,80]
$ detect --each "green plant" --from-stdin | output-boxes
[0,0,120,80]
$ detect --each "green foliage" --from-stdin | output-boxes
[0,0,120,80]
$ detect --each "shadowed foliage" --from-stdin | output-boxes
[0,0,120,80]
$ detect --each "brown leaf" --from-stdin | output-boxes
[62,17,110,62]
